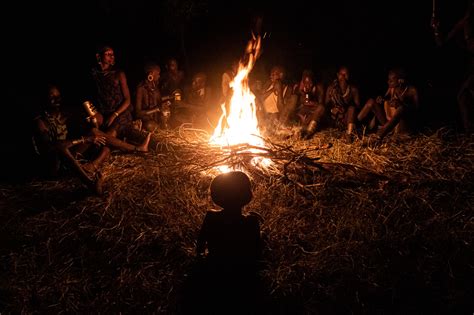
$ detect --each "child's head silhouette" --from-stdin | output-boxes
[210,171,252,208]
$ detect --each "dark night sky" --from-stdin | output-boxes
[2,0,469,171]
[7,0,467,89]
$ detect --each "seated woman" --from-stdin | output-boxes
[135,62,168,131]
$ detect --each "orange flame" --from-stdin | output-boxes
[209,36,271,171]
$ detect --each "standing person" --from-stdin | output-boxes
[432,0,474,133]
[325,66,361,141]
[90,44,133,138]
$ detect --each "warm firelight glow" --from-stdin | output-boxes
[209,36,271,172]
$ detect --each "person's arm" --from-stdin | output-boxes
[35,119,55,152]
[324,86,333,107]
[316,84,325,106]
[352,86,361,108]
[135,85,146,119]
[116,71,131,115]
[275,81,285,112]
[221,72,231,100]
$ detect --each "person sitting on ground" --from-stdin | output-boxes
[325,66,361,141]
[220,59,239,105]
[257,65,293,131]
[135,62,167,132]
[173,72,214,128]
[357,68,419,140]
[32,85,151,195]
[293,70,325,139]
[90,44,134,139]
[160,57,185,98]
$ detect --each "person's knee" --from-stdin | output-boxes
[143,120,159,132]
[366,99,375,109]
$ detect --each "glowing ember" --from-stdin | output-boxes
[209,36,271,171]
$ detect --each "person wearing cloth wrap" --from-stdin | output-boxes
[33,85,151,195]
[91,44,133,138]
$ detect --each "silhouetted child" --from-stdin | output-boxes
[197,171,261,266]
[179,171,263,314]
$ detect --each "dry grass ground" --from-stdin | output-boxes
[1,127,473,313]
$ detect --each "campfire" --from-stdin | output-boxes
[209,35,272,172]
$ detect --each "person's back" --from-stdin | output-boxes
[199,209,260,266]
[197,171,261,268]
[188,171,262,314]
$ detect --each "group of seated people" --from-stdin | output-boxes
[254,65,419,142]
[31,43,422,194]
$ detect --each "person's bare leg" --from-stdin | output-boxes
[57,141,103,194]
[301,105,325,139]
[376,105,407,139]
[346,106,356,134]
[83,146,110,174]
[93,128,151,152]
[357,99,375,122]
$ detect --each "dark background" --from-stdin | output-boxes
[3,0,469,179]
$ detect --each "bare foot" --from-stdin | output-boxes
[136,132,152,152]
